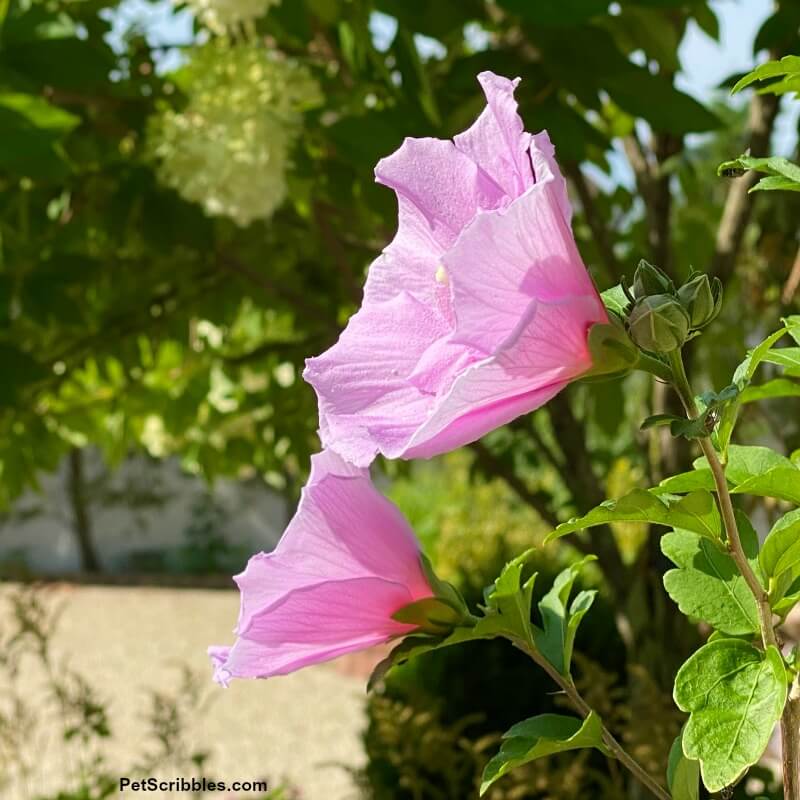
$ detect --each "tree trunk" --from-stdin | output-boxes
[67,448,101,572]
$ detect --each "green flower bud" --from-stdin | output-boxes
[628,294,690,354]
[632,260,674,299]
[677,274,722,329]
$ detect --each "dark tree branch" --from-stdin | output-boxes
[782,243,800,306]
[546,395,629,591]
[313,201,364,305]
[67,448,101,573]
[565,162,622,280]
[468,440,559,529]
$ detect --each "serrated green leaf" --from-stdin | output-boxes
[667,729,700,800]
[732,55,800,94]
[366,617,511,691]
[480,712,607,795]
[718,321,800,454]
[485,549,537,641]
[763,347,800,373]
[662,529,760,635]
[656,470,716,494]
[760,509,800,600]
[533,557,596,674]
[547,488,721,542]
[740,378,800,404]
[717,155,800,191]
[731,467,800,505]
[674,640,787,793]
[752,174,800,192]
[725,445,795,483]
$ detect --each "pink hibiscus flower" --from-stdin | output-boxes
[209,450,434,684]
[304,71,607,467]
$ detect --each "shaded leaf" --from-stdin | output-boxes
[667,729,700,800]
[480,712,607,795]
[759,509,800,600]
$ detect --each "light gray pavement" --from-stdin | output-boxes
[0,583,368,799]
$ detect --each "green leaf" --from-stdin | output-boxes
[725,444,795,483]
[419,552,468,614]
[0,92,80,132]
[391,596,465,635]
[484,549,538,641]
[547,488,721,542]
[763,347,800,374]
[718,155,800,192]
[667,730,700,800]
[497,0,608,27]
[662,529,760,635]
[774,575,800,618]
[731,467,800,505]
[480,712,607,795]
[660,446,800,505]
[732,55,800,94]
[646,386,739,439]
[656,470,716,494]
[600,284,632,316]
[740,378,800,404]
[752,174,800,192]
[674,640,787,793]
[759,509,800,600]
[533,557,597,674]
[718,320,800,454]
[366,618,509,690]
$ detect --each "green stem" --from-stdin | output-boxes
[514,640,672,800]
[637,352,673,383]
[665,348,799,799]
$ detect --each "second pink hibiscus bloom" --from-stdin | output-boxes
[304,71,607,467]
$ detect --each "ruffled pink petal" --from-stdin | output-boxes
[375,136,506,249]
[364,136,506,310]
[304,291,475,466]
[447,145,605,356]
[453,72,534,199]
[403,296,601,458]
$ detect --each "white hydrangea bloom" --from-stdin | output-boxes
[149,43,320,227]
[180,0,280,33]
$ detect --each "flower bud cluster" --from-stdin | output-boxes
[148,42,320,227]
[625,261,721,355]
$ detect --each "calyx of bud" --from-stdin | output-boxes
[583,315,640,381]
